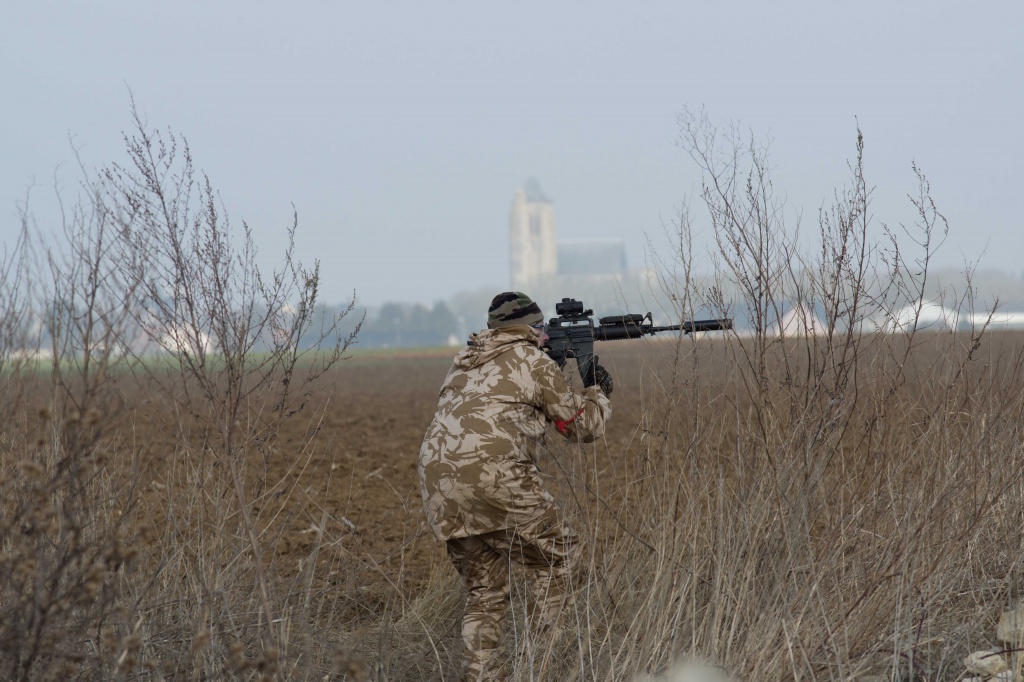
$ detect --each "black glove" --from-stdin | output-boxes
[584,357,613,396]
[594,365,613,396]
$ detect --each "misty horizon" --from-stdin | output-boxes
[4,1,1022,308]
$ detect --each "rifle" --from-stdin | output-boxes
[543,298,732,386]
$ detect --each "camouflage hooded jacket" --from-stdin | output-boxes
[418,325,611,540]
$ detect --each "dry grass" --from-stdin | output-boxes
[310,332,1024,682]
[4,331,1022,680]
[2,108,1022,680]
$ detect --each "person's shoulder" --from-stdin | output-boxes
[514,342,557,370]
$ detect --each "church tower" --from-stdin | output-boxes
[508,178,557,291]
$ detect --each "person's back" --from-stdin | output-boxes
[420,323,608,541]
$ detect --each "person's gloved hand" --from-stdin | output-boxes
[593,364,613,396]
[584,357,613,396]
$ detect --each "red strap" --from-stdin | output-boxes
[555,407,586,436]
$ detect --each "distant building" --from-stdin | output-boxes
[969,311,1024,329]
[506,179,653,317]
[509,179,627,286]
[882,301,959,333]
[775,305,825,337]
[508,178,557,291]
[557,239,627,277]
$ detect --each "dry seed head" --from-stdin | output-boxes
[102,626,118,649]
[124,633,142,653]
[334,653,368,681]
[104,538,137,568]
[58,662,81,678]
[16,558,38,579]
[117,653,138,677]
[192,628,211,653]
[229,641,253,673]
[79,562,106,602]
[40,502,59,535]
[16,459,46,481]
[38,405,51,421]
[115,634,142,677]
[257,646,280,675]
[35,436,47,448]
[86,408,101,426]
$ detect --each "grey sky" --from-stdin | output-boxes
[3,1,1022,306]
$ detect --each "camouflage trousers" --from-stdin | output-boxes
[446,505,578,682]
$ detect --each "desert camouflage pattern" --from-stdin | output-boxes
[418,325,611,541]
[447,506,576,681]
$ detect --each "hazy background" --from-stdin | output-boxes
[3,0,1022,309]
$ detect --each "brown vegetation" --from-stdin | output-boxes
[1,107,1022,680]
[4,334,1023,680]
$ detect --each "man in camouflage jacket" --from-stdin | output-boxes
[418,292,612,681]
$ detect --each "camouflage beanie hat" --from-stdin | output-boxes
[487,292,544,329]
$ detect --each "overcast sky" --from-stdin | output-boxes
[3,1,1022,306]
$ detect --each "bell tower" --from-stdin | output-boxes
[508,178,557,291]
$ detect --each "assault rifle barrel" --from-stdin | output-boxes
[592,318,732,341]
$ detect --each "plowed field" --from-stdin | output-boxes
[285,344,656,608]
[118,342,675,622]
